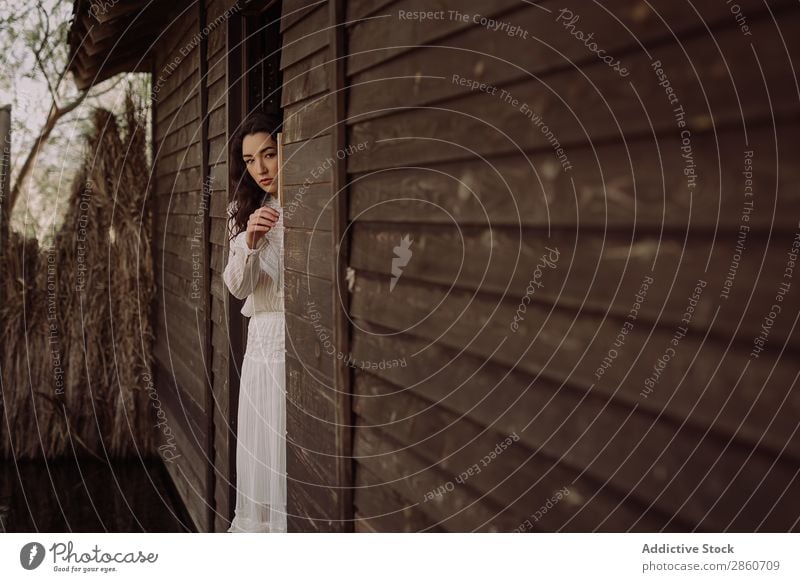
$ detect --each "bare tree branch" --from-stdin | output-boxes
[86,74,127,101]
[5,1,149,224]
[32,0,61,109]
[7,87,89,214]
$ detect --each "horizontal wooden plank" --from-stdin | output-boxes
[346,0,793,122]
[210,188,230,217]
[283,92,334,144]
[152,163,200,192]
[151,280,211,324]
[153,320,208,409]
[282,134,333,185]
[286,466,341,531]
[153,282,209,341]
[286,228,332,280]
[346,122,800,231]
[156,90,200,132]
[208,134,228,165]
[155,190,206,216]
[285,311,334,380]
[153,359,208,459]
[349,224,800,350]
[161,451,206,532]
[207,49,226,86]
[353,362,799,530]
[206,75,228,121]
[154,122,203,162]
[354,515,376,532]
[286,353,337,424]
[347,12,800,172]
[209,216,227,247]
[156,8,199,65]
[154,246,202,285]
[346,0,520,77]
[207,1,230,56]
[348,272,800,462]
[285,266,333,329]
[152,79,201,131]
[209,163,227,194]
[154,30,201,103]
[155,142,202,177]
[153,169,201,200]
[281,47,330,107]
[353,420,508,531]
[353,462,447,532]
[208,106,226,141]
[287,403,339,471]
[281,0,326,33]
[286,425,340,527]
[151,211,203,250]
[346,0,396,24]
[280,3,329,70]
[153,288,210,349]
[157,267,203,306]
[354,374,680,532]
[283,182,333,230]
[153,70,200,124]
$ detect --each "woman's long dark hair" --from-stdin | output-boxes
[228,111,283,241]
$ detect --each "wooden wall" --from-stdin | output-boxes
[206,0,237,534]
[151,2,209,532]
[152,0,348,533]
[280,0,352,532]
[343,0,800,531]
[154,0,244,534]
[147,0,800,533]
[150,0,240,533]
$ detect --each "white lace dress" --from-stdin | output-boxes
[222,195,286,533]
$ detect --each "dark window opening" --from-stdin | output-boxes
[244,1,283,116]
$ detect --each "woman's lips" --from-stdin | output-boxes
[259,178,272,184]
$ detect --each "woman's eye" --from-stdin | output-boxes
[244,159,253,165]
[266,153,276,159]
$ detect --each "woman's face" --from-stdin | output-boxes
[242,131,278,194]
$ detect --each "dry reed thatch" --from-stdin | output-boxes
[0,90,157,460]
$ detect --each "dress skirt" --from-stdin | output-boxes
[227,310,287,533]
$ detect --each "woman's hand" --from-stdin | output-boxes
[245,207,280,249]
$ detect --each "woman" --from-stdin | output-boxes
[223,111,286,533]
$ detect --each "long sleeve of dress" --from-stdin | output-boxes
[223,227,268,300]
[223,201,284,305]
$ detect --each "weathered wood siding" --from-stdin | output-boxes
[343,0,800,531]
[207,0,237,534]
[152,0,345,533]
[152,0,296,532]
[280,0,351,531]
[151,2,209,532]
